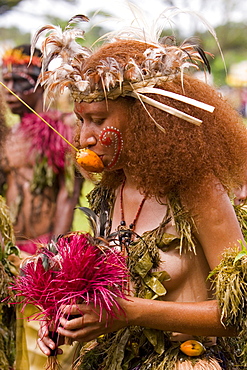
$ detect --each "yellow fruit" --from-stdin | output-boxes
[180,340,205,357]
[76,148,104,173]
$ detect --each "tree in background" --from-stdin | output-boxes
[0,0,22,15]
[0,0,78,15]
[1,0,247,86]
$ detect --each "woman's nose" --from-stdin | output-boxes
[234,184,247,205]
[79,128,97,148]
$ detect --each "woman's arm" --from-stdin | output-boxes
[185,177,245,270]
[38,296,235,356]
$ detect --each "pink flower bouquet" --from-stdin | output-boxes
[11,232,129,369]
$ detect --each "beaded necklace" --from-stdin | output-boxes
[117,179,146,253]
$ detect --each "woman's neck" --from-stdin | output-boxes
[110,175,170,237]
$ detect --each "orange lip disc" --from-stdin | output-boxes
[76,148,104,173]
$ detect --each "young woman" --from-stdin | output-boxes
[34,13,247,370]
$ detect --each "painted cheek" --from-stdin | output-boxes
[99,126,123,169]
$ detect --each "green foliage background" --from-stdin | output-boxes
[1,0,247,87]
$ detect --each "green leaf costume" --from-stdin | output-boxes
[73,185,247,370]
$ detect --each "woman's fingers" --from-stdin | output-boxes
[58,309,102,342]
[38,322,64,356]
[57,323,100,343]
[37,334,64,356]
[60,303,89,316]
[57,299,128,342]
[60,314,84,330]
[37,336,59,356]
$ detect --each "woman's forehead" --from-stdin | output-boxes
[74,99,126,115]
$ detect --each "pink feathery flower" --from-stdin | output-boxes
[11,232,129,331]
[20,111,74,172]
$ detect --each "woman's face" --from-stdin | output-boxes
[74,98,129,171]
[2,69,42,116]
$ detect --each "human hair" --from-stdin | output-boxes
[80,40,247,203]
[125,75,247,200]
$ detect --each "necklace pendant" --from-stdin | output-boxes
[117,224,133,254]
[120,220,126,227]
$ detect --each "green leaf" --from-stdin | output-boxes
[143,328,165,354]
[143,274,167,296]
[4,241,18,254]
[134,251,153,278]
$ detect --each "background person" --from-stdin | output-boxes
[0,87,20,370]
[0,44,83,370]
[0,44,83,256]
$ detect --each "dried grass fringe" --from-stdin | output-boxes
[209,247,247,366]
[0,196,15,245]
[173,358,222,370]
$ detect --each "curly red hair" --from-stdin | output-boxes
[78,40,247,202]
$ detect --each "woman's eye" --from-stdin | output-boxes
[92,119,104,125]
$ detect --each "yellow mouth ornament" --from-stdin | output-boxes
[76,148,104,173]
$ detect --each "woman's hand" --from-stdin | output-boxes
[57,299,129,343]
[37,321,65,356]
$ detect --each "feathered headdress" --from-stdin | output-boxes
[2,45,42,94]
[2,48,41,69]
[2,47,41,77]
[31,5,216,129]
